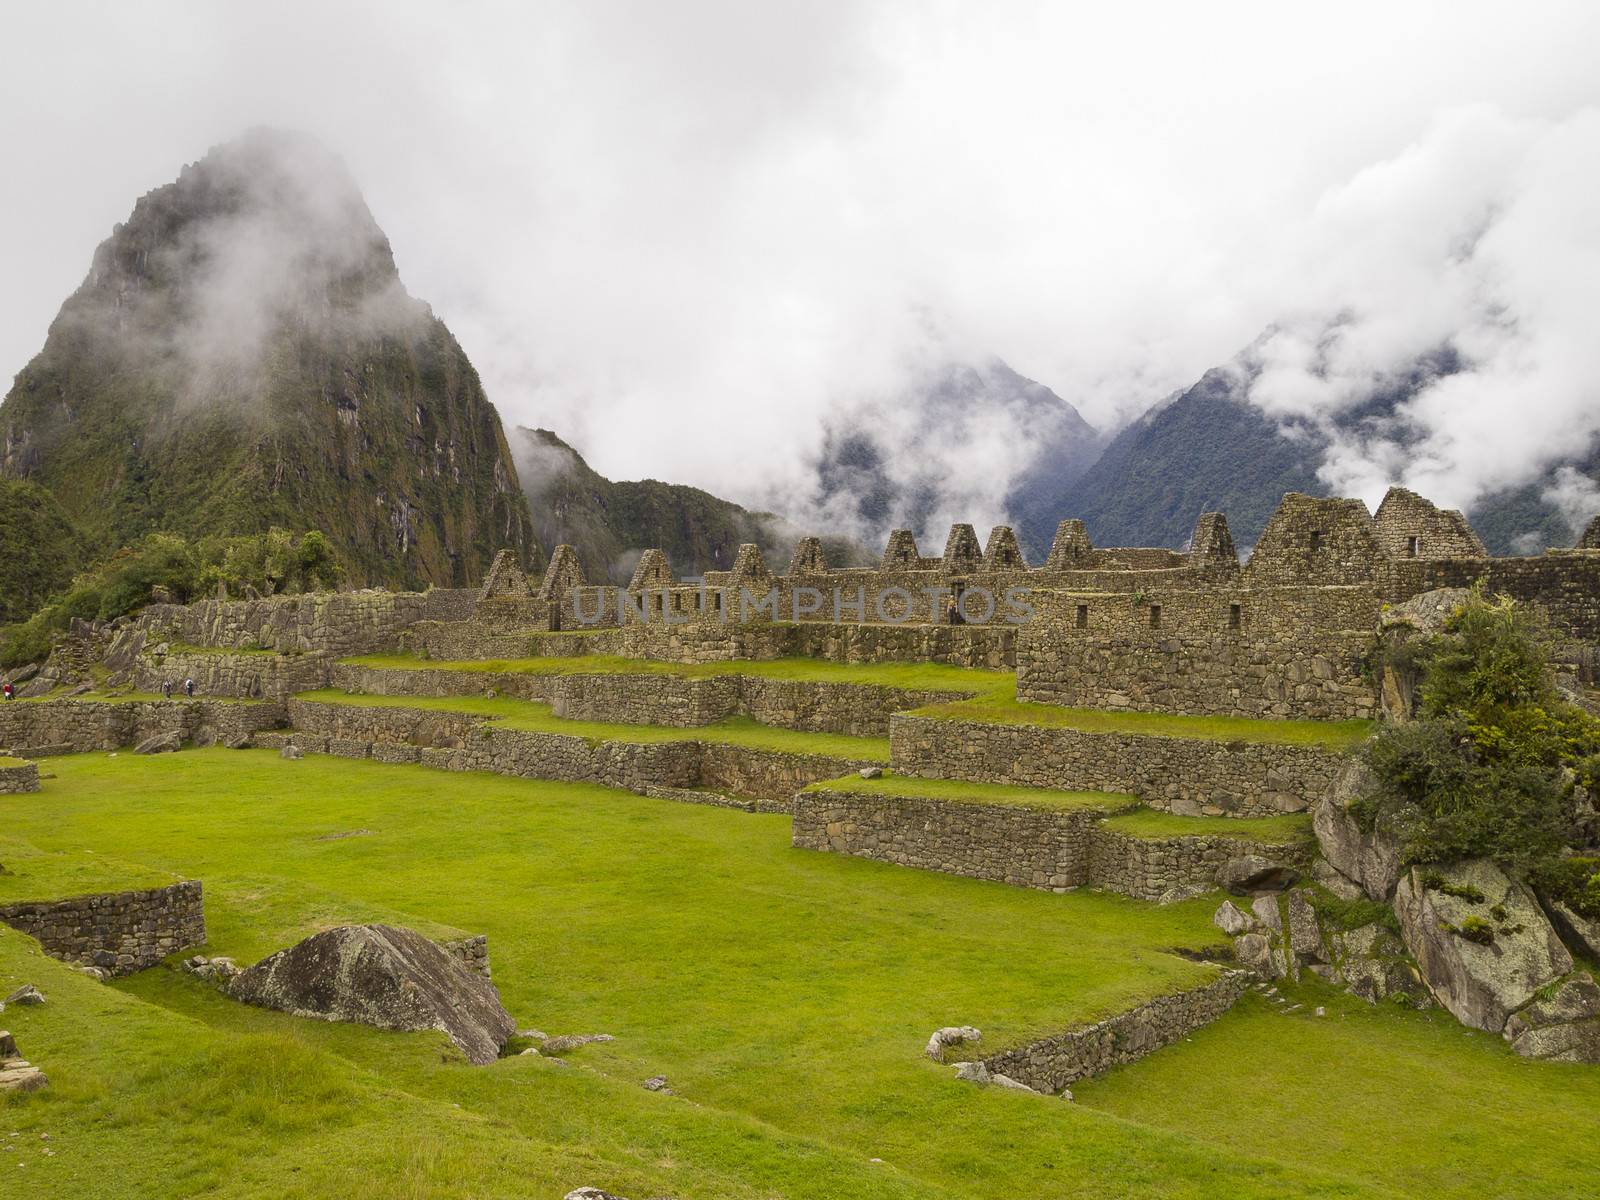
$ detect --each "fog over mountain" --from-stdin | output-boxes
[2,3,1598,552]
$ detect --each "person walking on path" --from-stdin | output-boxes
[184,678,195,698]
[161,680,173,700]
[2,681,13,701]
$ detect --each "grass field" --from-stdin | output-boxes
[295,689,892,761]
[3,750,1598,1198]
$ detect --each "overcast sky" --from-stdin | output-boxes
[3,1,1598,523]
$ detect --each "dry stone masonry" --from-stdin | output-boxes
[0,881,205,977]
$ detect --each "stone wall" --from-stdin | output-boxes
[0,880,205,977]
[280,699,872,806]
[0,699,286,755]
[890,714,1347,817]
[440,934,491,979]
[0,759,39,793]
[135,651,331,700]
[979,971,1251,1092]
[1016,587,1379,720]
[793,791,1103,890]
[1085,827,1307,902]
[792,789,1308,899]
[330,662,972,737]
[136,589,465,655]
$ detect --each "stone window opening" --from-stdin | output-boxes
[1406,535,1420,558]
[1310,530,1325,553]
[1149,604,1162,629]
[1075,603,1088,629]
[1229,602,1241,630]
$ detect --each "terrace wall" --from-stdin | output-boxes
[792,789,1308,899]
[135,651,331,700]
[0,760,39,793]
[329,662,972,737]
[889,714,1347,817]
[0,880,205,977]
[979,971,1252,1092]
[279,699,874,806]
[0,699,286,755]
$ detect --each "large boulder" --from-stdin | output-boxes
[228,924,516,1064]
[1313,759,1402,901]
[1393,861,1572,1032]
[135,732,182,755]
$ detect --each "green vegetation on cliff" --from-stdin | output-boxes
[0,528,340,667]
[0,478,84,624]
[514,427,794,583]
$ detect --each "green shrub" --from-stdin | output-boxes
[1357,589,1600,880]
[1453,917,1496,946]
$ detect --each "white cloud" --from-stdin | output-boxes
[1,1,1597,529]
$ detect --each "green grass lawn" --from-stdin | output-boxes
[3,751,1597,1198]
[296,688,892,761]
[345,651,1010,697]
[912,691,1374,749]
[804,770,1136,813]
[1099,807,1316,843]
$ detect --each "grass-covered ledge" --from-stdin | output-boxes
[803,769,1135,813]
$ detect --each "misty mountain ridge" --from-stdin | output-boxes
[1012,336,1597,558]
[810,358,1103,546]
[0,128,538,587]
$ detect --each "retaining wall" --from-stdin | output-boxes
[889,714,1347,817]
[792,789,1307,899]
[0,880,206,977]
[329,662,972,736]
[279,700,872,806]
[979,971,1252,1092]
[134,651,330,700]
[0,699,286,755]
[0,760,39,793]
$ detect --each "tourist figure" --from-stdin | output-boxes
[2,681,12,701]
[184,677,195,698]
[161,680,173,700]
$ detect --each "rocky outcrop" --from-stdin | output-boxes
[1541,895,1600,961]
[1313,759,1401,901]
[228,924,516,1064]
[1392,861,1572,1033]
[1502,976,1600,1062]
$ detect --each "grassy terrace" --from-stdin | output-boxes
[804,770,1136,813]
[1099,806,1315,843]
[0,754,27,767]
[344,651,1011,696]
[294,689,891,761]
[0,837,179,902]
[4,751,1599,1198]
[911,691,1374,750]
[346,652,1374,749]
